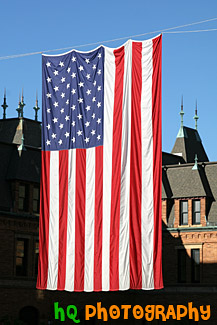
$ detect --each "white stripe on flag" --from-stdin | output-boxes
[84,147,95,291]
[102,47,116,291]
[65,149,76,291]
[47,151,59,290]
[119,41,132,290]
[141,39,154,289]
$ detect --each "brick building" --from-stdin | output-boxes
[0,96,217,324]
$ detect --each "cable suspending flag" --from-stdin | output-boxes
[37,34,163,291]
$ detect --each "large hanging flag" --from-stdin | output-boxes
[37,34,163,292]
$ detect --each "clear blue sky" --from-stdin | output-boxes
[0,0,217,160]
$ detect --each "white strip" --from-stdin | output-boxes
[84,148,95,291]
[141,39,154,289]
[65,149,76,291]
[102,47,116,291]
[47,151,59,290]
[119,41,132,290]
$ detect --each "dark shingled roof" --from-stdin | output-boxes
[163,162,217,227]
[162,152,185,165]
[171,126,208,163]
[162,168,173,198]
[0,117,41,211]
[203,163,217,224]
[6,146,41,183]
[0,118,41,148]
[0,143,14,210]
[0,142,41,210]
[162,164,208,199]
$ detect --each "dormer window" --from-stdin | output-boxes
[180,200,188,225]
[18,184,29,212]
[15,182,40,214]
[33,186,40,214]
[192,200,201,225]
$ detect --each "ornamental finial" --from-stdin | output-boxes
[1,89,8,119]
[20,88,25,118]
[194,100,199,130]
[16,92,22,118]
[180,95,184,128]
[33,90,40,121]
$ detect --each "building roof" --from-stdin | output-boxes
[0,118,41,148]
[162,163,214,199]
[204,163,217,224]
[0,142,41,211]
[6,145,41,183]
[163,162,217,226]
[162,151,185,165]
[171,126,208,163]
[0,116,41,211]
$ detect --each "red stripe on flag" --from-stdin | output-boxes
[130,42,142,289]
[94,146,103,291]
[152,35,163,289]
[109,46,125,290]
[57,150,68,290]
[36,150,50,289]
[74,149,86,291]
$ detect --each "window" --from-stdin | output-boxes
[178,249,186,283]
[34,241,39,276]
[180,201,188,225]
[33,186,40,214]
[191,249,200,283]
[16,238,28,276]
[18,184,29,212]
[192,200,200,225]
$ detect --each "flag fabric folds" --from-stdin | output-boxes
[37,34,163,292]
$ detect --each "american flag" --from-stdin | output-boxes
[37,35,163,292]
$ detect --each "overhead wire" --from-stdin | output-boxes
[164,28,217,33]
[0,17,217,60]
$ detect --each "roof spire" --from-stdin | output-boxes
[33,90,40,121]
[1,89,8,119]
[177,95,185,138]
[192,153,199,170]
[16,92,22,118]
[20,88,25,118]
[180,95,184,128]
[194,100,199,130]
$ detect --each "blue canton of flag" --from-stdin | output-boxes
[42,47,104,150]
